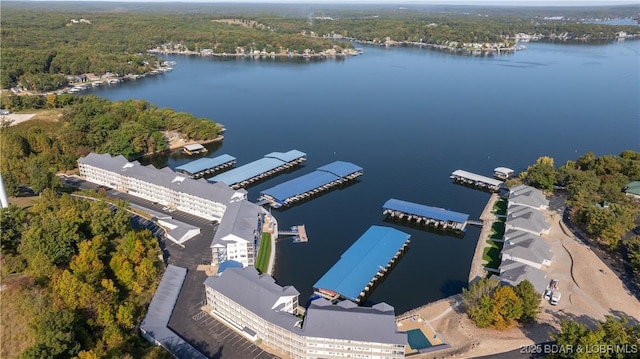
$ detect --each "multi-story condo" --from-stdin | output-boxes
[78,153,274,267]
[204,267,407,359]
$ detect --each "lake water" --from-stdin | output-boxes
[88,41,640,313]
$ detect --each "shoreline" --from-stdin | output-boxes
[468,193,500,284]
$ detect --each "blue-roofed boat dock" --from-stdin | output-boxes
[208,150,306,189]
[259,161,363,208]
[313,226,410,304]
[174,154,236,179]
[383,198,470,232]
[450,169,504,192]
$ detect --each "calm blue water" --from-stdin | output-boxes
[88,41,640,313]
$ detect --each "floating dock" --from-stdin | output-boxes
[313,226,410,303]
[450,169,503,192]
[383,198,470,232]
[278,225,309,243]
[183,143,207,155]
[174,154,236,179]
[259,161,363,208]
[208,150,306,189]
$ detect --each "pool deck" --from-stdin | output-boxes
[397,314,448,356]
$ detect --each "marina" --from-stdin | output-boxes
[174,154,236,179]
[313,226,410,303]
[208,150,306,189]
[259,161,363,208]
[450,169,504,192]
[383,198,471,232]
[183,143,208,155]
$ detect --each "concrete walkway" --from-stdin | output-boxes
[468,193,500,284]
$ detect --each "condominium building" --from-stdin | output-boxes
[204,267,406,359]
[78,153,273,267]
[78,153,246,222]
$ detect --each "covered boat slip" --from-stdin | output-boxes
[383,198,470,232]
[208,150,306,189]
[450,169,504,192]
[259,161,363,208]
[174,154,236,179]
[313,226,410,303]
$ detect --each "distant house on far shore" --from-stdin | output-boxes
[625,181,640,200]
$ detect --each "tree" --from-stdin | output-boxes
[0,205,26,253]
[490,286,523,329]
[462,277,500,309]
[523,157,557,192]
[626,236,640,272]
[23,309,82,359]
[514,280,541,323]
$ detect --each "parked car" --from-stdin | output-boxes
[543,289,553,301]
[551,291,562,305]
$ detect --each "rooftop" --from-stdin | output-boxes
[260,161,362,204]
[626,181,640,196]
[509,184,549,209]
[78,153,244,205]
[211,200,263,248]
[140,265,207,359]
[174,154,236,175]
[208,150,306,186]
[313,226,410,302]
[204,267,301,330]
[302,298,406,345]
[383,198,469,224]
[499,259,548,293]
[451,169,503,187]
[184,143,205,151]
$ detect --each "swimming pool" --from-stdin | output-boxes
[406,329,433,349]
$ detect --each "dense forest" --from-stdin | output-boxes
[518,151,640,275]
[0,95,222,195]
[0,192,170,358]
[2,2,638,89]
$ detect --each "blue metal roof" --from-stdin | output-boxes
[175,154,236,175]
[318,161,363,177]
[313,226,410,302]
[265,150,306,163]
[260,171,339,204]
[208,150,305,186]
[383,198,469,223]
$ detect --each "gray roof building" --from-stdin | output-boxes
[140,265,207,359]
[203,267,301,330]
[503,229,542,245]
[302,298,407,345]
[502,237,552,268]
[508,184,549,209]
[78,153,245,205]
[499,259,548,293]
[211,200,263,248]
[506,204,550,235]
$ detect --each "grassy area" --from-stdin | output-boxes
[482,239,504,270]
[255,232,271,274]
[492,198,507,216]
[490,219,506,239]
